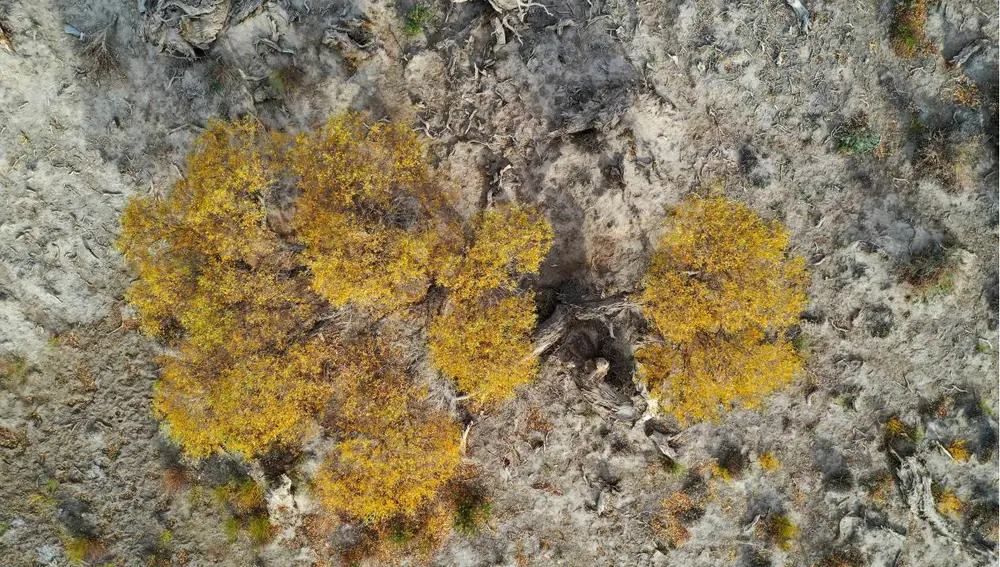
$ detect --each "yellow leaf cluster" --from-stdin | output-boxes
[290,114,452,312]
[946,439,970,461]
[118,119,283,339]
[637,197,808,424]
[153,337,334,458]
[438,205,553,303]
[312,341,461,523]
[936,490,963,516]
[315,412,461,523]
[759,451,780,471]
[429,205,553,406]
[429,294,540,405]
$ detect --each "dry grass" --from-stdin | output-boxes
[951,76,982,108]
[652,491,698,548]
[162,468,187,495]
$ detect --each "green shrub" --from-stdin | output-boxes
[404,4,433,35]
[836,115,881,156]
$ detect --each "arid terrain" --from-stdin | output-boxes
[0,0,997,565]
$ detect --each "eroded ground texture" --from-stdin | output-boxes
[0,0,997,565]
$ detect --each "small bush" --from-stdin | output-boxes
[936,490,963,516]
[652,491,699,548]
[0,355,30,387]
[65,536,104,563]
[247,515,274,546]
[223,517,239,542]
[759,452,780,471]
[900,241,953,287]
[864,470,895,505]
[884,417,916,440]
[453,487,491,535]
[214,479,266,515]
[162,468,187,495]
[952,76,982,108]
[758,513,797,550]
[947,439,970,461]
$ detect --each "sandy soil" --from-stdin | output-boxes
[0,0,997,565]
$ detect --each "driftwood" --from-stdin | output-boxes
[894,452,998,565]
[533,296,643,423]
[570,358,638,422]
[785,0,810,34]
[142,0,230,58]
[532,295,637,358]
[643,416,681,461]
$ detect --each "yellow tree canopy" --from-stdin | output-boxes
[637,197,809,424]
[289,114,458,312]
[117,115,552,539]
[315,412,462,522]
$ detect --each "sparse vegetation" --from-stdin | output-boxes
[65,536,104,563]
[453,486,491,535]
[759,513,798,550]
[936,490,964,516]
[951,76,982,108]
[636,197,808,424]
[946,439,970,462]
[80,21,121,79]
[0,354,30,387]
[884,417,916,441]
[214,479,266,515]
[247,514,274,546]
[900,241,953,287]
[865,470,895,506]
[653,491,699,548]
[890,0,932,58]
[759,452,780,471]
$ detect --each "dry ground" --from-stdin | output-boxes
[0,0,997,565]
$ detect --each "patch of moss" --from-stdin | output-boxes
[454,494,491,536]
[247,514,274,546]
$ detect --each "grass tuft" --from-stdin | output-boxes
[404,4,434,35]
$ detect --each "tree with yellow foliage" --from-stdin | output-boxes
[428,204,552,406]
[118,114,551,557]
[636,197,808,423]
